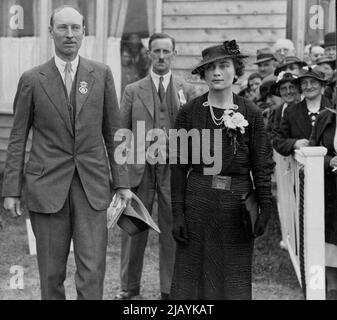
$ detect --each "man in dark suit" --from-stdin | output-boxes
[2,6,131,300]
[116,33,196,300]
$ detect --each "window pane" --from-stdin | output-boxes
[0,0,40,110]
[107,0,151,99]
[123,0,149,38]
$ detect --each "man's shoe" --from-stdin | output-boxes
[161,292,169,300]
[115,288,140,300]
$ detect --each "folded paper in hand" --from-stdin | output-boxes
[107,194,126,229]
[107,192,160,236]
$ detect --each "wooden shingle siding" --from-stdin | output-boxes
[162,0,288,93]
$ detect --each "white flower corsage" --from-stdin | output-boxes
[204,101,249,154]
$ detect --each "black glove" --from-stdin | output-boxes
[172,214,188,244]
[253,209,270,238]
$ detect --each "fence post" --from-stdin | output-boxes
[295,147,327,300]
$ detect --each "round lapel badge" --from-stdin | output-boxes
[79,81,88,95]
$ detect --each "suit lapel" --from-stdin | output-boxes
[39,58,73,136]
[75,57,95,119]
[138,75,155,119]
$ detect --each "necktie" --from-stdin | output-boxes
[64,62,73,98]
[308,112,319,127]
[158,76,165,103]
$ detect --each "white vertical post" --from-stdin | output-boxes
[155,0,163,33]
[296,147,327,300]
[40,0,52,62]
[96,0,109,63]
[292,0,306,59]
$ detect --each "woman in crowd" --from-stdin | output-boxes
[269,72,301,145]
[274,67,331,156]
[274,56,307,77]
[247,72,263,102]
[309,73,337,300]
[169,40,273,300]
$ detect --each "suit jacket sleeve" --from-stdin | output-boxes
[120,84,133,130]
[170,102,193,217]
[273,107,297,156]
[102,66,130,189]
[2,72,34,197]
[247,101,274,214]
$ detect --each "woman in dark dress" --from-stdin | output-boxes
[310,73,337,300]
[169,40,274,300]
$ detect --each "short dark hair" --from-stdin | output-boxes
[50,5,85,28]
[199,57,245,84]
[148,33,176,51]
[248,72,263,84]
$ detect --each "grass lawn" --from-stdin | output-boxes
[0,175,303,300]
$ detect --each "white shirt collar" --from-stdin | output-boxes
[54,55,80,82]
[150,69,172,91]
[306,96,321,114]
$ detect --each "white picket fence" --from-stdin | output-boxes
[274,147,327,300]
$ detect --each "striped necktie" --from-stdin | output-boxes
[158,76,165,103]
[64,62,73,97]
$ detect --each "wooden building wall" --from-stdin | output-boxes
[162,0,288,94]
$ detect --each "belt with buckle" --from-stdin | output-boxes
[211,175,232,191]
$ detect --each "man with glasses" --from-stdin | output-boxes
[116,32,196,300]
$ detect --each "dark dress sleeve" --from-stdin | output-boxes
[273,106,297,156]
[170,103,193,217]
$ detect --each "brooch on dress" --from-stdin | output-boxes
[203,101,249,154]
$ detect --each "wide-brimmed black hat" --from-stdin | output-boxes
[316,56,336,69]
[322,32,336,48]
[294,67,328,84]
[270,72,299,96]
[274,56,307,76]
[191,40,249,75]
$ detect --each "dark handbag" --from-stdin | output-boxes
[241,189,260,239]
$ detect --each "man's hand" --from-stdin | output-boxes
[329,156,337,171]
[4,197,23,218]
[294,139,309,149]
[172,215,188,244]
[115,188,132,207]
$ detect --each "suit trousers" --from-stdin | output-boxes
[120,164,176,294]
[29,170,107,300]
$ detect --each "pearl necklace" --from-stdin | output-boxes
[203,100,239,126]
